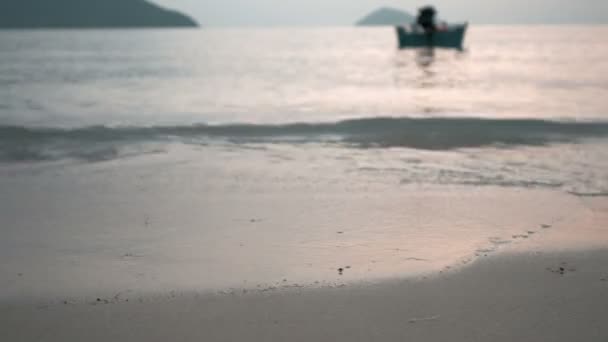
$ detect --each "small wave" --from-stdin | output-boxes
[567,191,608,197]
[1,117,608,162]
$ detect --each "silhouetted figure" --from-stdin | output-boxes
[417,6,437,33]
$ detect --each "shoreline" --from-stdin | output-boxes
[1,183,602,301]
[3,247,608,341]
[2,147,607,301]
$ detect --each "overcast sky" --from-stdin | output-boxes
[154,0,608,26]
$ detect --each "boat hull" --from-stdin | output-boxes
[395,24,467,49]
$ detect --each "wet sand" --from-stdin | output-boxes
[1,150,608,341]
[2,147,607,300]
[3,248,608,342]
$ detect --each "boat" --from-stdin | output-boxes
[395,23,467,50]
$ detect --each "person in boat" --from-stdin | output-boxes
[416,6,437,33]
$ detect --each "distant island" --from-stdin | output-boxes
[356,7,415,26]
[0,0,198,29]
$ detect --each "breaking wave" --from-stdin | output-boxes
[1,117,608,162]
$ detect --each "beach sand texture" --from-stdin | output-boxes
[3,249,608,342]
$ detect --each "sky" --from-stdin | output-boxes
[155,0,608,26]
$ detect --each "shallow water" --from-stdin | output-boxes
[0,149,598,299]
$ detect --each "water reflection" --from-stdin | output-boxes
[415,48,436,68]
[393,48,437,89]
[392,47,470,115]
[393,47,471,91]
[415,48,437,89]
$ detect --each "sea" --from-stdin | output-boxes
[1,26,608,300]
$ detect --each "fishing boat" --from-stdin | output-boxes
[395,23,467,50]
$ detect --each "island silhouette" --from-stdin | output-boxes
[0,0,198,29]
[356,7,415,26]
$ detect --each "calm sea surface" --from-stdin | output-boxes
[1,26,607,125]
[0,26,607,194]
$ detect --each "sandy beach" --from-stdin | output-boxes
[3,248,608,341]
[1,146,606,299]
[1,149,607,341]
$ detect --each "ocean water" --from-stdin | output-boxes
[1,26,608,299]
[1,26,608,195]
